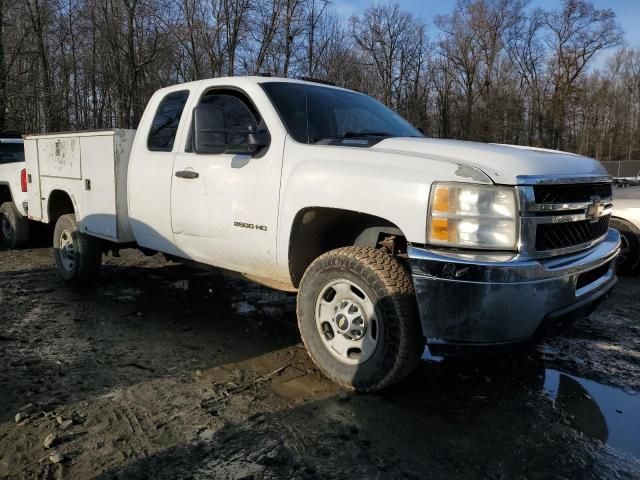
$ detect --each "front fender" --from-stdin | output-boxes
[276,138,491,272]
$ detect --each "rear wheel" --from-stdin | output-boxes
[53,214,103,284]
[0,201,29,249]
[297,246,423,392]
[611,218,640,275]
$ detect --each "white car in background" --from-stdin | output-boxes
[0,134,29,248]
[612,186,640,274]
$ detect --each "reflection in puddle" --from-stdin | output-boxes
[231,301,257,315]
[544,369,640,456]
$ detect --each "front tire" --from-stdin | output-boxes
[297,246,423,392]
[0,201,29,249]
[53,214,102,285]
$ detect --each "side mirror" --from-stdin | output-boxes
[193,104,228,154]
[246,125,270,155]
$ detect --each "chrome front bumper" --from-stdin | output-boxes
[408,228,621,347]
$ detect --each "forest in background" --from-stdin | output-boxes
[0,0,638,161]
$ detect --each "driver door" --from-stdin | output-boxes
[170,88,282,276]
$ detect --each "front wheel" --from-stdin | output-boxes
[0,201,29,249]
[53,214,103,285]
[297,246,424,392]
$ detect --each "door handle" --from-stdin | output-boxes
[175,170,199,179]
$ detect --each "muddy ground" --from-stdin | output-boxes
[0,244,639,479]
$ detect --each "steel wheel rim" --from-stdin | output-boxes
[59,229,76,272]
[1,215,12,240]
[315,279,380,365]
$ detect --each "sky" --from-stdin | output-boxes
[335,0,640,52]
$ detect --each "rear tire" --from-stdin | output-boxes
[611,218,640,275]
[0,201,29,249]
[53,214,102,285]
[297,246,423,392]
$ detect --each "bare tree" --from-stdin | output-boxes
[222,0,250,75]
[251,0,280,73]
[505,6,546,144]
[0,0,634,163]
[436,4,483,139]
[545,0,622,148]
[352,3,422,108]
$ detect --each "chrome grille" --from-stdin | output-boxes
[535,215,611,251]
[533,183,612,204]
[517,178,613,258]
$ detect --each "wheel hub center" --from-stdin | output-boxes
[335,313,349,332]
[333,300,367,340]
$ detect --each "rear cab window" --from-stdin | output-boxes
[0,140,25,165]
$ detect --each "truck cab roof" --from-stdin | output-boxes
[151,76,350,96]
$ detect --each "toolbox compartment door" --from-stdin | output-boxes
[23,138,43,220]
[80,135,118,239]
[38,137,82,179]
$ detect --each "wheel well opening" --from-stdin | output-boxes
[0,185,12,205]
[48,190,75,226]
[288,207,406,288]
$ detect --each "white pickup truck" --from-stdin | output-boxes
[0,134,29,248]
[24,77,620,391]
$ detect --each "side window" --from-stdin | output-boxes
[189,90,261,153]
[148,90,189,152]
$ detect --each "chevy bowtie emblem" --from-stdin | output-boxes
[586,196,604,223]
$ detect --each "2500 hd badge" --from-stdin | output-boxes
[234,221,268,231]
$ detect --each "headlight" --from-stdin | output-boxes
[427,183,518,250]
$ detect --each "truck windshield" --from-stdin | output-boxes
[261,82,422,144]
[0,142,24,164]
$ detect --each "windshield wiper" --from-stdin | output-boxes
[343,131,395,138]
[310,132,396,143]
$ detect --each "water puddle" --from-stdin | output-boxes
[544,369,640,456]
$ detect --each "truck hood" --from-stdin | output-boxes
[372,137,608,185]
